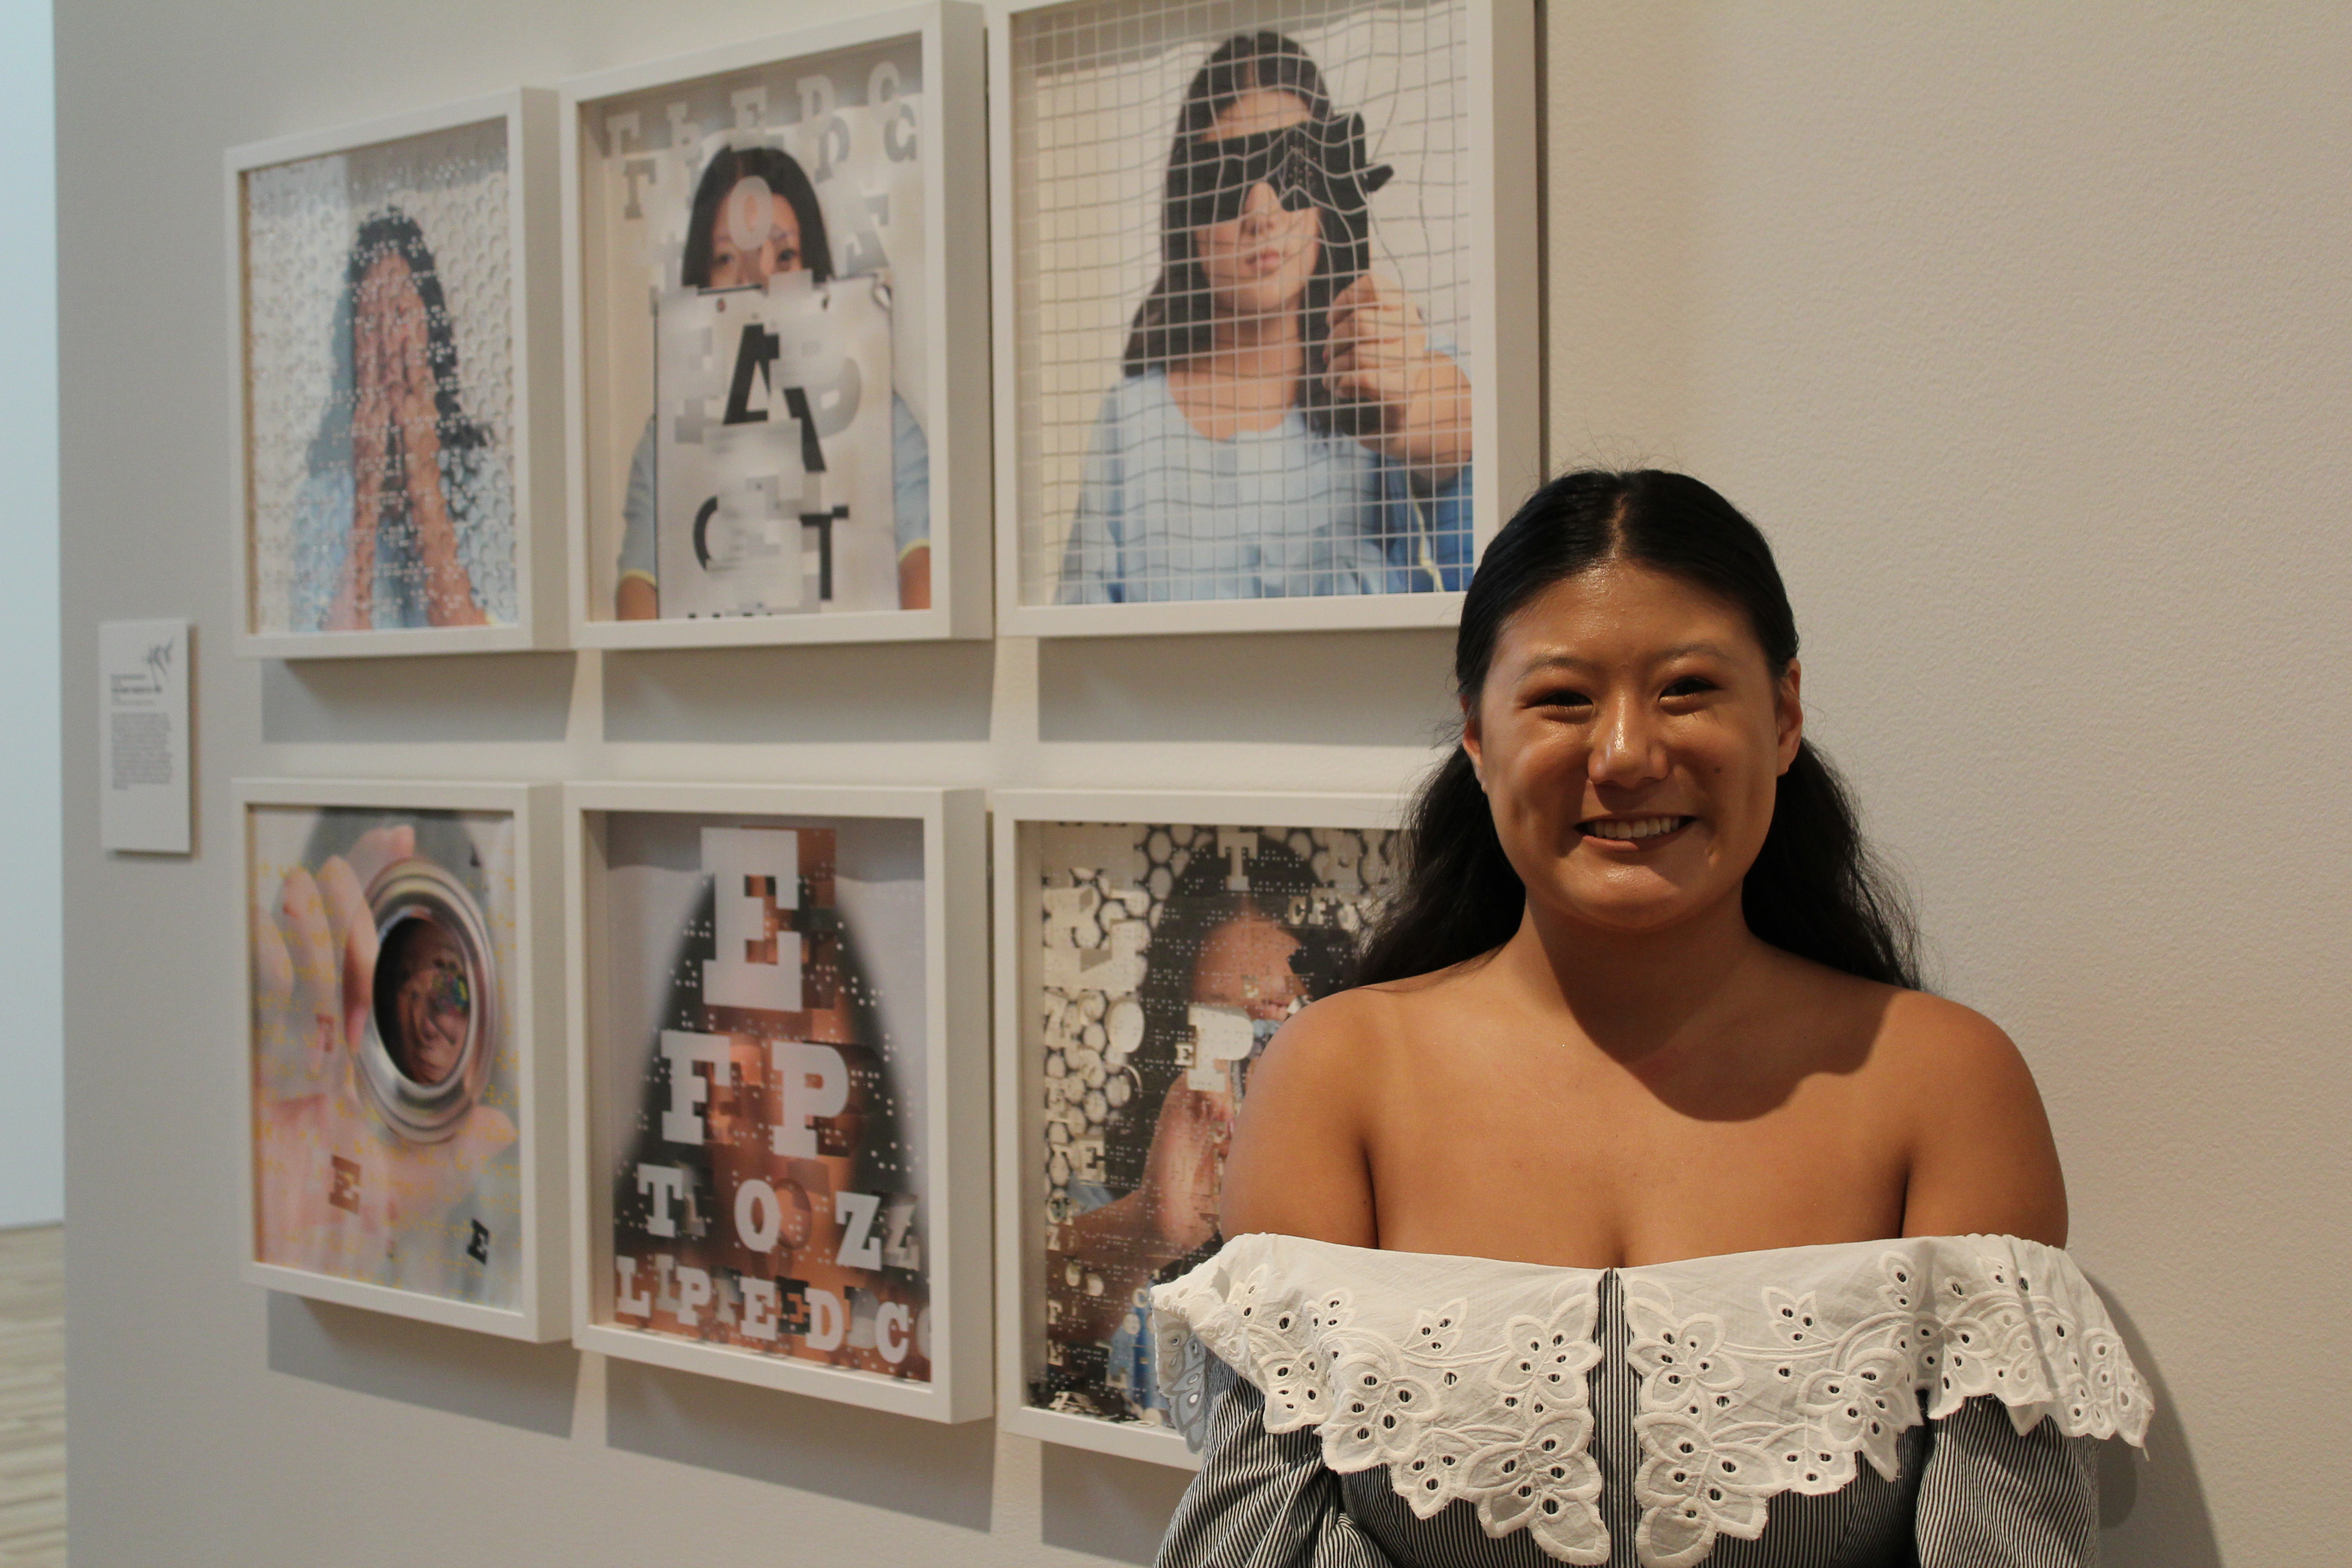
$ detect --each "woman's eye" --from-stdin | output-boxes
[1662,676,1718,699]
[1529,687,1592,711]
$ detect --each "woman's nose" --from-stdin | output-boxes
[1588,700,1667,787]
[1237,181,1284,229]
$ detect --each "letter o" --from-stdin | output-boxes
[734,1177,781,1254]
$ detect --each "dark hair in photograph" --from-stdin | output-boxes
[1354,470,1921,990]
[1120,32,1386,436]
[336,207,485,453]
[680,144,834,289]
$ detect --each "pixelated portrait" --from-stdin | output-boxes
[1022,821,1398,1425]
[247,805,522,1307]
[1009,0,1475,608]
[579,35,934,622]
[241,119,519,635]
[591,813,933,1381]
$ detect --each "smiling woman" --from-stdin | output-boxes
[1146,471,2151,1568]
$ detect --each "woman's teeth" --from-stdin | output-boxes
[1581,816,1686,841]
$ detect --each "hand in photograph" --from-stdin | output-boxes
[1325,271,1472,485]
[323,216,488,632]
[251,827,514,1278]
[1047,901,1303,1350]
[1138,1077,1233,1259]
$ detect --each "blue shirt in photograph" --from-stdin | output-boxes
[616,395,932,591]
[1053,365,1473,605]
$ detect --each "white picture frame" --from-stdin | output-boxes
[560,3,993,650]
[565,782,991,1423]
[238,779,568,1342]
[228,89,566,657]
[989,0,1539,638]
[991,788,1407,1465]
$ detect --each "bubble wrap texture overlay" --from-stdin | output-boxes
[1026,820,1401,1426]
[244,118,518,633]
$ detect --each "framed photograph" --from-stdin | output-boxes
[992,789,1406,1463]
[229,90,565,657]
[561,4,992,649]
[566,784,990,1421]
[991,0,1538,637]
[239,780,566,1340]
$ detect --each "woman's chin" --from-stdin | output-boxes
[1214,281,1310,320]
[1538,874,1720,937]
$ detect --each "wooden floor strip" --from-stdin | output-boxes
[0,1225,62,1568]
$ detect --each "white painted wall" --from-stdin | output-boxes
[56,2,2351,1564]
[0,0,60,1232]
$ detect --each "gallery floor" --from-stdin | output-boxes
[0,1226,62,1567]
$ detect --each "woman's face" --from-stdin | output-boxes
[1462,561,1803,937]
[386,919,470,1085]
[354,250,430,402]
[707,176,806,289]
[1190,907,1304,1100]
[1193,89,1323,321]
[1192,909,1304,1021]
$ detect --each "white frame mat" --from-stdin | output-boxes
[238,778,568,1341]
[560,4,993,651]
[228,90,567,657]
[990,0,1539,638]
[991,787,1406,1465]
[565,782,991,1422]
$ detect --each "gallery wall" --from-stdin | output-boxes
[57,1,2350,1565]
[0,0,60,1232]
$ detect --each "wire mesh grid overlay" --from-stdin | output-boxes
[1010,0,1472,607]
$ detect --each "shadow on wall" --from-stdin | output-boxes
[262,652,576,744]
[2092,1279,2220,1567]
[603,640,996,745]
[1039,1444,1195,1566]
[603,1358,995,1529]
[1038,627,1457,747]
[266,1291,577,1436]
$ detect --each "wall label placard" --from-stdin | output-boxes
[98,617,191,854]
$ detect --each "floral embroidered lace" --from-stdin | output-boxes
[1152,1233,2151,1568]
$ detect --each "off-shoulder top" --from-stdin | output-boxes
[1147,1233,2151,1568]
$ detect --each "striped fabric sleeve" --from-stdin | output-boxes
[1154,1355,1400,1568]
[1912,1396,2104,1567]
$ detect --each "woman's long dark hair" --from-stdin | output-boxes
[1354,470,1921,990]
[680,145,834,289]
[1119,32,1374,436]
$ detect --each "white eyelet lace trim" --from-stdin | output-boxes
[1157,1253,1612,1563]
[1152,1233,2150,1568]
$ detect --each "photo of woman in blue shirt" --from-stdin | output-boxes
[1055,31,1473,605]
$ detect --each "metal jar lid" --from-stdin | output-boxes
[357,856,498,1143]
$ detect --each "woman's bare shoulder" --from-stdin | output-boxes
[1260,960,1491,1074]
[1242,985,1406,1098]
[1765,954,2023,1079]
[1218,976,1476,1246]
[1860,985,2069,1245]
[1867,985,2040,1086]
[1220,993,1388,1245]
